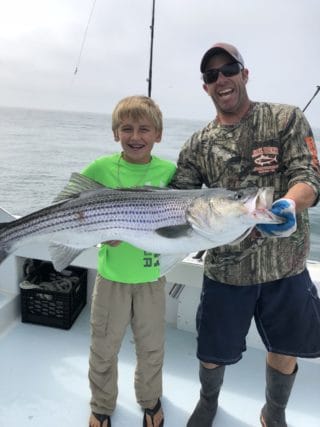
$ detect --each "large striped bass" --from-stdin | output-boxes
[0,173,282,274]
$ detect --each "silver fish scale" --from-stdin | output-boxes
[71,194,192,231]
[0,188,201,245]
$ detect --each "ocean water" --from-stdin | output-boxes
[1,106,320,260]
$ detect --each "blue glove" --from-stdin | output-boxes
[257,198,297,237]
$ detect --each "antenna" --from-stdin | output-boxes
[147,0,156,97]
[302,85,320,112]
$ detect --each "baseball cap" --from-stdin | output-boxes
[200,42,245,73]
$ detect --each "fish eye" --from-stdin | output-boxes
[234,191,244,200]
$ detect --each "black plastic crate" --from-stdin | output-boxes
[20,259,87,330]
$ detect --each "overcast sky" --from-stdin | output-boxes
[0,0,319,127]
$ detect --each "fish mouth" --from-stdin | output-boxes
[242,187,273,212]
[250,187,284,224]
[255,187,274,209]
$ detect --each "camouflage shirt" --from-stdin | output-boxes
[170,102,320,285]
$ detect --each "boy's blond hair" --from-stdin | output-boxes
[112,95,163,133]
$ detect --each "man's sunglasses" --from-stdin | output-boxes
[203,62,243,84]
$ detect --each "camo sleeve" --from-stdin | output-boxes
[170,132,204,189]
[281,107,320,205]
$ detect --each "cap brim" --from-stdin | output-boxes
[200,46,243,72]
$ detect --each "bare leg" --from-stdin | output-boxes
[267,352,297,375]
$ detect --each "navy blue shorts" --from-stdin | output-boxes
[196,269,320,365]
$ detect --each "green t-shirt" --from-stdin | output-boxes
[82,153,176,283]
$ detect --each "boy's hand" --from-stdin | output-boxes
[256,198,297,237]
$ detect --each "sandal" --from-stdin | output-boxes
[90,412,111,427]
[143,399,164,427]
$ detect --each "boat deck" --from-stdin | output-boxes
[0,304,319,427]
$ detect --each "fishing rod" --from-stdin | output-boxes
[147,0,156,97]
[302,85,320,112]
[73,0,97,76]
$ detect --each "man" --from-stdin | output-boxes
[170,42,320,427]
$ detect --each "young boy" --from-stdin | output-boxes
[83,96,176,427]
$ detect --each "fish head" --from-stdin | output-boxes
[243,187,285,224]
[186,187,283,240]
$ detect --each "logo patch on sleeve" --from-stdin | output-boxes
[304,136,320,169]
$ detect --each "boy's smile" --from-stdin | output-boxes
[114,117,162,164]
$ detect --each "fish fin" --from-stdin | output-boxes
[0,244,10,264]
[159,253,189,275]
[0,219,13,264]
[0,207,16,222]
[48,242,84,272]
[155,224,193,238]
[117,185,171,192]
[52,173,105,203]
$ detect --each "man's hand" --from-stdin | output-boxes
[256,198,297,237]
